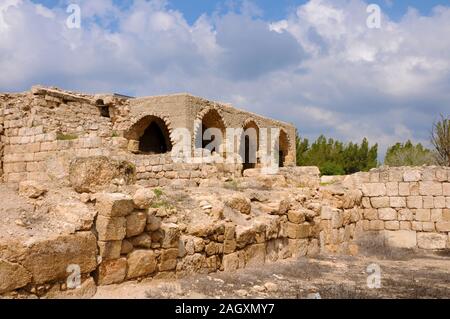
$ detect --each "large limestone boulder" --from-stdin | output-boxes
[69,156,136,193]
[0,260,32,294]
[133,188,156,209]
[417,233,447,249]
[225,193,251,215]
[19,180,47,199]
[126,250,157,279]
[21,232,98,285]
[384,230,417,249]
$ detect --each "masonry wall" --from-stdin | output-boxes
[359,166,450,250]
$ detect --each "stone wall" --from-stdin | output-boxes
[358,166,450,250]
[93,191,321,285]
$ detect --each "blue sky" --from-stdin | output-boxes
[1,0,450,159]
[30,0,449,23]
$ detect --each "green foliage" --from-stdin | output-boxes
[153,188,164,198]
[431,114,450,166]
[56,132,78,140]
[296,134,378,175]
[385,140,435,167]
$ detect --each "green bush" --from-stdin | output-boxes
[296,133,378,175]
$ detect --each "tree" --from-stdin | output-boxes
[431,115,450,166]
[384,140,435,167]
[296,134,378,175]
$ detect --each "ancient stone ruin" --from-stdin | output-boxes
[0,86,449,298]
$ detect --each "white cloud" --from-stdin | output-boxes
[0,0,449,159]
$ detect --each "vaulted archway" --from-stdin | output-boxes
[195,108,226,155]
[241,120,260,170]
[278,129,289,168]
[125,115,172,154]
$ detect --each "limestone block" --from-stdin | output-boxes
[19,180,47,198]
[409,182,420,195]
[417,233,447,249]
[423,196,434,209]
[398,208,413,221]
[431,209,442,222]
[411,221,423,231]
[121,239,134,255]
[225,193,251,215]
[390,197,406,208]
[222,252,240,272]
[384,230,417,249]
[21,232,97,284]
[443,209,450,221]
[96,193,134,217]
[129,233,152,249]
[159,248,179,271]
[244,244,266,267]
[436,222,450,232]
[422,222,435,232]
[286,223,311,239]
[96,258,127,285]
[0,260,32,294]
[378,208,397,221]
[407,196,422,209]
[398,182,410,196]
[434,196,446,209]
[235,225,256,249]
[403,170,421,182]
[386,182,399,196]
[371,197,389,208]
[419,182,442,196]
[399,221,411,230]
[362,183,386,197]
[126,212,147,238]
[98,241,122,261]
[385,221,400,230]
[146,214,162,232]
[161,223,181,249]
[126,250,157,279]
[96,216,126,241]
[443,183,450,196]
[414,209,431,222]
[369,220,384,231]
[287,210,306,224]
[363,208,378,220]
[389,170,403,182]
[320,206,340,220]
[133,188,156,209]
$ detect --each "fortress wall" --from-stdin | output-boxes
[356,166,450,250]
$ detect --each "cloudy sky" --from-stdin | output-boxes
[1,0,449,158]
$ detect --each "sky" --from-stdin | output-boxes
[1,0,450,159]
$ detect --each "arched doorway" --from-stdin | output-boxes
[125,115,172,154]
[278,129,289,167]
[195,109,226,155]
[241,121,259,170]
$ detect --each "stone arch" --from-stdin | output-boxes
[125,114,173,154]
[278,129,290,167]
[194,107,227,154]
[241,119,260,170]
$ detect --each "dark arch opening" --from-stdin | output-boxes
[195,109,226,154]
[125,116,172,155]
[278,130,289,168]
[240,122,259,170]
[140,122,169,153]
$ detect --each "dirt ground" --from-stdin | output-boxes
[94,249,450,299]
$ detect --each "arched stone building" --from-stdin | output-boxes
[0,87,297,186]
